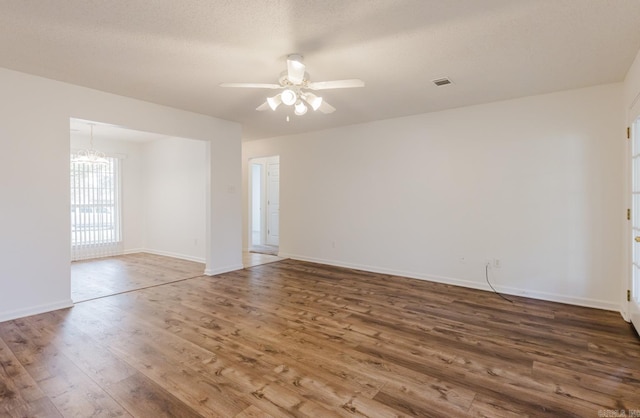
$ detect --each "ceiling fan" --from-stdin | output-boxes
[219,54,364,116]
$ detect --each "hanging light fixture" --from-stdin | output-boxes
[260,89,324,117]
[222,53,364,116]
[267,94,282,111]
[303,92,323,111]
[294,100,308,116]
[73,124,108,164]
[280,89,297,106]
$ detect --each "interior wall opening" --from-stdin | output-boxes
[248,155,279,256]
[69,117,208,302]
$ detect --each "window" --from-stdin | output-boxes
[70,155,122,260]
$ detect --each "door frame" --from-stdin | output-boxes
[627,93,640,327]
[248,161,266,247]
[248,155,280,249]
[265,156,280,246]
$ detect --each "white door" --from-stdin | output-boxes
[631,117,640,330]
[266,158,280,246]
[250,163,263,246]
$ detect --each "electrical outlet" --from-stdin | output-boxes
[494,259,501,269]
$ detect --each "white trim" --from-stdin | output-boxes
[624,118,633,323]
[123,248,145,255]
[279,252,622,312]
[629,109,640,330]
[632,311,640,329]
[123,248,206,264]
[138,249,206,264]
[204,264,244,276]
[0,299,74,324]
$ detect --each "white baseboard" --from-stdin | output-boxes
[278,252,621,312]
[204,264,244,276]
[123,248,145,255]
[0,299,74,324]
[133,248,206,264]
[621,310,631,322]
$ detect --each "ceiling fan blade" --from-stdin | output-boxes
[307,79,365,90]
[318,100,336,114]
[256,101,270,111]
[219,83,282,89]
[286,54,306,85]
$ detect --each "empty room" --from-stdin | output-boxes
[1,1,640,417]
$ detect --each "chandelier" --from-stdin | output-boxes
[73,124,108,164]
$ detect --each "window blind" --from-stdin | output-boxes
[70,155,122,261]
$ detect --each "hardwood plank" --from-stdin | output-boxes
[125,280,389,400]
[467,393,532,418]
[0,319,131,417]
[247,380,341,417]
[85,287,382,414]
[71,252,205,302]
[234,404,274,418]
[0,337,47,414]
[341,394,410,418]
[105,373,202,418]
[64,304,251,417]
[2,396,63,418]
[1,256,639,417]
[23,312,138,387]
[531,361,639,409]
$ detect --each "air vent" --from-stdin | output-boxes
[432,77,452,87]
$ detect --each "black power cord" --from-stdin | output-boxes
[485,263,513,303]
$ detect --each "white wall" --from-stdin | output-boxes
[143,137,207,262]
[243,83,624,311]
[71,134,209,262]
[206,134,243,275]
[0,67,242,322]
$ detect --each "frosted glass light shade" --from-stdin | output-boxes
[304,93,323,111]
[294,100,308,115]
[267,94,282,110]
[281,89,297,106]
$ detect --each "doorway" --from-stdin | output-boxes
[69,118,209,302]
[249,155,279,255]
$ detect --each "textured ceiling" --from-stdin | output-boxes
[1,0,640,140]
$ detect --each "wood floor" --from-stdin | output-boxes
[242,252,284,268]
[249,245,279,256]
[71,253,206,302]
[72,252,284,302]
[2,259,639,417]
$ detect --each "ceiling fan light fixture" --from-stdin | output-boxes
[281,89,297,106]
[304,93,323,111]
[294,100,308,116]
[221,53,365,117]
[267,94,282,111]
